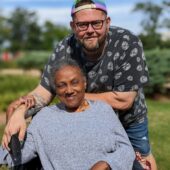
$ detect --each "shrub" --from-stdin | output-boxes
[16,51,51,71]
[145,49,170,96]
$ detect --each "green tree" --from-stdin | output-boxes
[133,1,170,49]
[0,13,10,50]
[162,1,170,29]
[133,1,163,49]
[7,8,41,52]
[25,22,42,50]
[41,21,71,50]
[133,1,163,35]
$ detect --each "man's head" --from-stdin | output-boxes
[70,0,110,53]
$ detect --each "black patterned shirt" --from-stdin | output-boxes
[40,26,149,127]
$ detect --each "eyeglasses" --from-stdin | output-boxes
[75,19,106,31]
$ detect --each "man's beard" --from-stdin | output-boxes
[80,38,101,52]
[83,42,99,52]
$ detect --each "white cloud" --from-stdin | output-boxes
[108,4,132,15]
[35,8,72,26]
[108,5,142,34]
[1,0,71,2]
[1,4,142,34]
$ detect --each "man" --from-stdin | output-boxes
[2,0,157,169]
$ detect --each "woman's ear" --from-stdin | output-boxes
[84,77,87,89]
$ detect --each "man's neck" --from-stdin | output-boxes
[83,42,106,62]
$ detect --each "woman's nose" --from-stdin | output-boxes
[66,85,74,93]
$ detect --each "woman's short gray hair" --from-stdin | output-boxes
[52,58,86,83]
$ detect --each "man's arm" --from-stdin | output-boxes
[25,84,54,118]
[85,91,137,110]
[6,84,54,121]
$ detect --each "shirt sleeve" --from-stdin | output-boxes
[113,33,149,92]
[0,127,37,167]
[101,104,135,170]
[40,52,57,95]
[40,37,71,95]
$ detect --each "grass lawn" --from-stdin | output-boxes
[147,99,170,170]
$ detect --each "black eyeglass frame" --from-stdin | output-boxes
[75,18,106,31]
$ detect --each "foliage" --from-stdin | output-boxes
[0,8,70,52]
[0,75,39,112]
[133,2,163,35]
[162,1,170,29]
[7,8,42,52]
[145,49,170,96]
[139,33,161,50]
[0,14,10,49]
[133,1,170,49]
[41,21,71,50]
[16,51,51,71]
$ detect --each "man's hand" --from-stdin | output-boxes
[85,91,137,110]
[90,161,111,170]
[2,105,28,150]
[6,95,35,122]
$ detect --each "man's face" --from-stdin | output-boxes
[71,9,110,52]
[55,65,86,112]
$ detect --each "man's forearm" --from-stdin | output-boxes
[6,85,54,120]
[28,84,53,107]
[24,92,48,118]
[85,91,137,110]
[25,91,53,118]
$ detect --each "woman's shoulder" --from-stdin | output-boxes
[89,100,113,111]
[31,105,59,123]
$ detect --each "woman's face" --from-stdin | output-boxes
[55,65,86,112]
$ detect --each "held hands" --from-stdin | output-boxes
[90,161,111,170]
[6,95,35,121]
[2,95,36,150]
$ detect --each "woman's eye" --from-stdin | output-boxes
[72,80,79,85]
[56,83,65,89]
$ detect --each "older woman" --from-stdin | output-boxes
[0,58,135,170]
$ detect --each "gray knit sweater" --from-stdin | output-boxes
[0,100,135,170]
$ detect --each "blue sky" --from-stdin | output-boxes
[0,0,163,34]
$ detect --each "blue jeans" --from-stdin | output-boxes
[125,116,151,156]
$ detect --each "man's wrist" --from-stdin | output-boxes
[25,106,43,118]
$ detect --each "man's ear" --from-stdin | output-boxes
[106,17,111,31]
[70,21,76,32]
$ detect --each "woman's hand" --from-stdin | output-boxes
[2,105,28,150]
[90,161,111,170]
